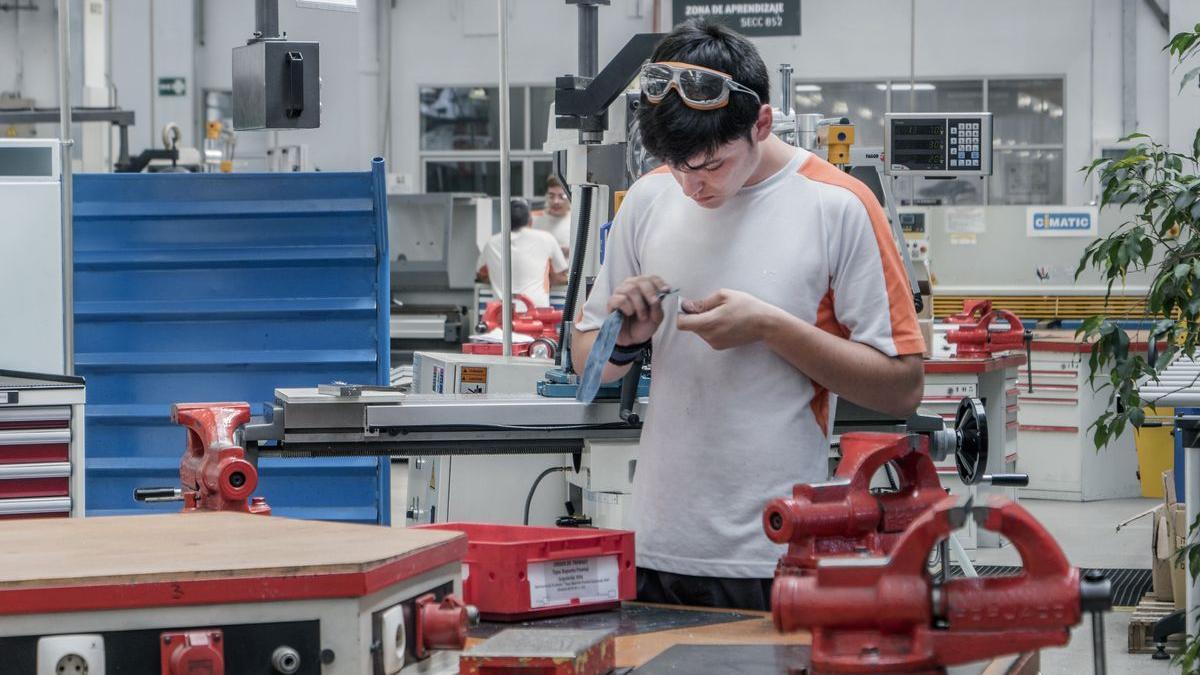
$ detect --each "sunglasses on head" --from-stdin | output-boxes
[639,61,763,111]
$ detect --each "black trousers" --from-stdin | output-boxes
[636,567,773,612]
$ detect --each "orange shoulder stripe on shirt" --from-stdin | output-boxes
[797,154,925,356]
[810,288,847,436]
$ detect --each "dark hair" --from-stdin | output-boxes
[545,175,564,192]
[637,20,769,169]
[511,198,531,229]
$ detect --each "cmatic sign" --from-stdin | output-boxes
[1026,206,1099,238]
[672,1,801,38]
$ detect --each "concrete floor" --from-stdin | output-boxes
[390,463,1180,673]
[970,497,1179,674]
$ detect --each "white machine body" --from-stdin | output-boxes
[407,352,570,526]
[0,139,66,375]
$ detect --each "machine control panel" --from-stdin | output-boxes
[899,209,930,263]
[884,113,992,177]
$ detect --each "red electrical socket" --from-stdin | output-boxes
[160,629,224,675]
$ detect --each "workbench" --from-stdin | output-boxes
[921,354,1023,548]
[0,512,467,674]
[1017,330,1150,501]
[467,603,1040,674]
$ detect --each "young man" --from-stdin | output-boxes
[477,198,568,308]
[532,176,573,257]
[571,21,925,611]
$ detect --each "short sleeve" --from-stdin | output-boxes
[828,195,925,357]
[576,195,642,331]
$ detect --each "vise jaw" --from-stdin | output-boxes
[773,496,1110,673]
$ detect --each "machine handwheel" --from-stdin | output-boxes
[954,397,988,486]
[530,338,557,360]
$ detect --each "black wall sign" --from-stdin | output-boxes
[671,1,801,38]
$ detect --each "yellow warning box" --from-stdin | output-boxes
[459,366,489,394]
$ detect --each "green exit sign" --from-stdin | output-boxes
[157,77,187,97]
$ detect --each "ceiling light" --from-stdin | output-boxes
[876,83,936,91]
[832,101,849,114]
[858,107,874,120]
[794,84,822,92]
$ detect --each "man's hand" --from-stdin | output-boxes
[607,275,671,345]
[676,289,785,350]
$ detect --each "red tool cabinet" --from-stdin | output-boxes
[0,370,85,518]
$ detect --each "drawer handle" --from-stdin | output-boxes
[0,407,71,423]
[0,429,70,445]
[0,496,71,515]
[0,463,70,479]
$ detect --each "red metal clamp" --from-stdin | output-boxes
[773,496,1102,673]
[160,629,225,675]
[945,298,992,325]
[947,309,1026,358]
[173,402,270,515]
[414,593,472,659]
[762,432,945,574]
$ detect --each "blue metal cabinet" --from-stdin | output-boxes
[74,159,391,523]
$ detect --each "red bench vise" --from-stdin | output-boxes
[946,308,1027,358]
[762,398,1026,575]
[772,495,1112,674]
[135,402,270,515]
[134,402,478,663]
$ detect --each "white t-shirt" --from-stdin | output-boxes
[577,146,924,579]
[478,227,569,308]
[532,212,572,251]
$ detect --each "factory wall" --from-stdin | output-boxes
[384,0,1169,206]
[0,0,1180,205]
[192,0,385,171]
[385,0,659,191]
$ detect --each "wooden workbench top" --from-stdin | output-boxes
[0,512,464,589]
[924,353,1026,374]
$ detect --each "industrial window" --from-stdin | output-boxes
[419,85,555,202]
[791,77,1065,205]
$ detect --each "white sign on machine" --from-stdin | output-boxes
[527,555,620,609]
[1026,206,1099,238]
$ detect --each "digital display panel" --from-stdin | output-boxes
[890,120,946,171]
[888,117,985,173]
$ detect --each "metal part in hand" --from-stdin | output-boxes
[577,310,624,404]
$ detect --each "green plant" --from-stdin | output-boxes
[1079,24,1200,673]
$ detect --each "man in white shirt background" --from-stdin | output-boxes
[477,198,568,309]
[532,176,572,258]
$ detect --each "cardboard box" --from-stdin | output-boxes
[1170,503,1189,610]
[1152,504,1175,601]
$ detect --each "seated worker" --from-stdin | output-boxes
[477,198,569,309]
[571,20,925,611]
[532,176,572,257]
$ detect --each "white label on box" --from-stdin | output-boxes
[527,555,619,609]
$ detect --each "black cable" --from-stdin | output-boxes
[557,185,593,368]
[524,466,569,526]
[553,150,572,202]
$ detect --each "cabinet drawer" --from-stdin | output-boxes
[1017,399,1080,428]
[0,462,70,499]
[0,429,70,464]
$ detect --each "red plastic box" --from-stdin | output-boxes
[414,523,635,621]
